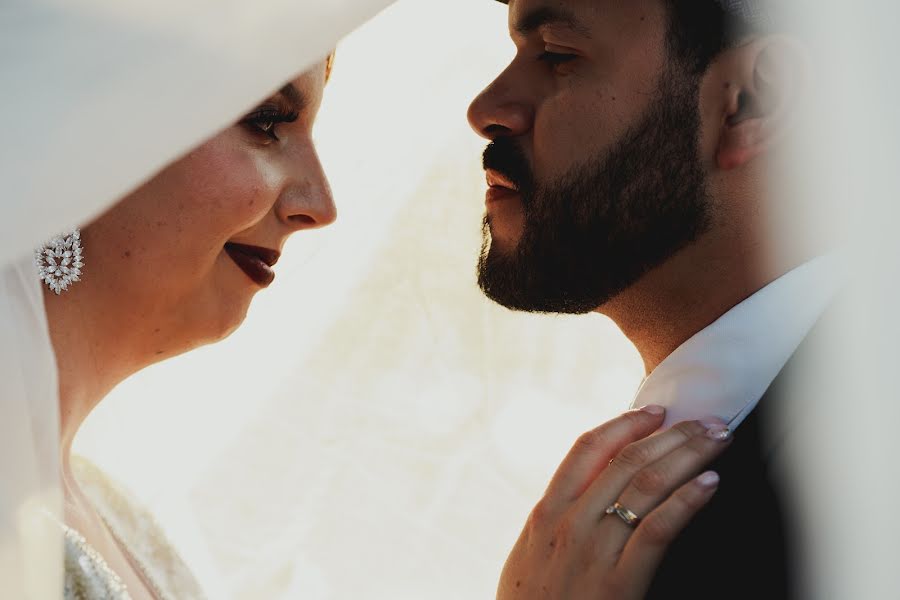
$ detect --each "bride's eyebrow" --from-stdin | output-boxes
[277,83,308,112]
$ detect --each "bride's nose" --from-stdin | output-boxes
[275,146,337,230]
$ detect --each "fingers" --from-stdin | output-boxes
[591,423,732,553]
[569,419,714,529]
[615,471,720,597]
[541,406,666,515]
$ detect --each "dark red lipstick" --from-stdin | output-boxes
[225,243,280,287]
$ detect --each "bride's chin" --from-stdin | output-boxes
[210,303,252,344]
[185,297,254,350]
[161,270,259,355]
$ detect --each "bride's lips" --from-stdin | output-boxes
[224,243,280,287]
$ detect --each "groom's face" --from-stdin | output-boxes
[468,0,712,314]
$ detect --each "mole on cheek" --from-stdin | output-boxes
[123,250,132,259]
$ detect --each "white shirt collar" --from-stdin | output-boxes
[630,255,839,431]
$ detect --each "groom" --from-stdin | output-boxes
[469,0,834,598]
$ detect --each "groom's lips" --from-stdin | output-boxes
[225,243,280,287]
[485,169,520,206]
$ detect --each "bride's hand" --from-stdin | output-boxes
[497,407,732,600]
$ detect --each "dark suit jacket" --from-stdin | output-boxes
[642,315,832,600]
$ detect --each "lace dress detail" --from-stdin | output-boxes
[62,457,206,599]
[63,523,132,600]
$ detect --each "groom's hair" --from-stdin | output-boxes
[664,1,755,75]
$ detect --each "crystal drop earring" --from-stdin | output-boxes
[34,229,84,295]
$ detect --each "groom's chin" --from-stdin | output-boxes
[477,250,609,316]
[477,251,543,314]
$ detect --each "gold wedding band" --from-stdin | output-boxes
[604,502,641,528]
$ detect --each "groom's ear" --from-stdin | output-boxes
[711,36,808,171]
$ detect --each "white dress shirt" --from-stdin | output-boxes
[630,255,839,431]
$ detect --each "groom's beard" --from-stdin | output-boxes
[477,71,712,315]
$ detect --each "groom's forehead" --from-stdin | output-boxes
[498,0,671,46]
[492,0,772,30]
[494,0,668,39]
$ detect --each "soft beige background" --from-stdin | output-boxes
[74,1,643,598]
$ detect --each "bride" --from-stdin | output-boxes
[51,57,336,599]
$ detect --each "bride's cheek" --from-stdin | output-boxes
[200,149,279,235]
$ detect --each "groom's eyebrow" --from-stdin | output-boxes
[513,5,592,39]
[278,83,308,112]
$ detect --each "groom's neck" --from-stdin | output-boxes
[597,231,803,375]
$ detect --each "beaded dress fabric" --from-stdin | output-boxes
[63,457,205,600]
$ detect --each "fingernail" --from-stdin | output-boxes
[699,417,727,431]
[705,427,732,441]
[639,405,665,416]
[696,471,720,488]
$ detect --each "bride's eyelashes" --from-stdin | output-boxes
[241,107,300,142]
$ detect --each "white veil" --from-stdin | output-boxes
[0,1,395,597]
[0,256,61,599]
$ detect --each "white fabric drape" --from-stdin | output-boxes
[0,256,61,600]
[0,1,396,597]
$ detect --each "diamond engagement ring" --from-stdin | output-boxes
[604,502,641,528]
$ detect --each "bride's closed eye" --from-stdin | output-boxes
[241,106,300,142]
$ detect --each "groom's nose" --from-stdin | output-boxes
[468,65,534,140]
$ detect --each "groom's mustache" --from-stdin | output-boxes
[482,138,534,197]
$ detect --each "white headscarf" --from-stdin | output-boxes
[0,1,395,597]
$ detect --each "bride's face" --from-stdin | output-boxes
[76,60,335,355]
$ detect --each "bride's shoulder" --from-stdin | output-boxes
[72,456,206,600]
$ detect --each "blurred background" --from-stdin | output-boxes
[73,1,644,598]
